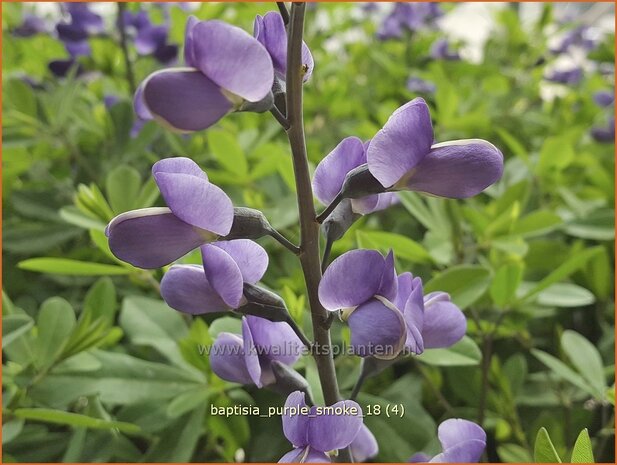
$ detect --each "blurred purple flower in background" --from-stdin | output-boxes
[106,157,234,268]
[409,419,486,463]
[593,89,614,107]
[551,25,597,55]
[13,14,48,37]
[430,38,460,61]
[210,316,303,388]
[123,8,178,64]
[591,117,615,143]
[545,66,583,85]
[377,2,442,40]
[278,391,363,462]
[134,16,274,132]
[407,76,437,94]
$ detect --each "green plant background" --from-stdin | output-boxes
[2,2,615,463]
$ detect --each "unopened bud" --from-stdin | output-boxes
[238,91,274,113]
[236,283,290,322]
[340,164,386,199]
[270,361,314,404]
[322,199,361,243]
[224,207,273,240]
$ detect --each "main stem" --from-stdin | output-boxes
[117,3,136,94]
[285,3,341,408]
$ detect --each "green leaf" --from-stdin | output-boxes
[36,297,76,368]
[564,209,614,241]
[166,389,210,419]
[59,206,106,231]
[537,283,595,308]
[561,330,606,398]
[356,230,432,264]
[520,247,602,301]
[424,265,491,309]
[571,429,594,463]
[12,408,140,434]
[537,136,574,175]
[120,296,188,366]
[3,314,34,348]
[208,129,248,177]
[490,262,523,308]
[531,349,598,398]
[534,427,562,463]
[83,277,117,326]
[418,336,481,366]
[105,165,143,214]
[510,210,562,238]
[18,258,130,276]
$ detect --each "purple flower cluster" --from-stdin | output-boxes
[377,3,442,41]
[105,12,494,464]
[122,8,178,64]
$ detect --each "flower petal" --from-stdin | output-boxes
[351,192,399,215]
[319,249,387,311]
[160,264,229,314]
[213,239,269,284]
[401,139,504,198]
[347,298,407,359]
[410,452,433,462]
[142,68,234,133]
[245,315,302,366]
[183,15,199,67]
[312,137,366,205]
[153,157,234,236]
[210,332,254,385]
[106,207,209,269]
[279,447,330,463]
[376,250,398,302]
[133,81,153,120]
[253,12,313,82]
[432,419,486,463]
[282,391,310,447]
[403,277,425,354]
[242,317,263,386]
[192,20,274,102]
[367,98,434,188]
[308,400,363,452]
[422,293,466,349]
[350,424,379,462]
[201,244,245,308]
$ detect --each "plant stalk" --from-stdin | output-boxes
[117,3,136,94]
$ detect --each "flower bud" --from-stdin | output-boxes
[340,164,387,199]
[224,207,274,240]
[236,283,291,322]
[321,199,361,244]
[270,361,314,404]
[238,90,274,113]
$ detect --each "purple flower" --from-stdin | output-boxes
[105,157,234,269]
[64,3,104,35]
[55,3,103,59]
[319,250,466,358]
[551,26,596,54]
[123,9,178,64]
[430,38,460,61]
[377,3,442,40]
[591,117,615,143]
[254,12,314,82]
[350,424,379,462]
[13,14,48,37]
[545,67,583,85]
[161,239,268,313]
[409,419,486,463]
[312,136,399,215]
[103,94,120,109]
[367,98,504,196]
[407,76,436,94]
[278,391,363,463]
[210,316,303,388]
[134,16,274,132]
[593,90,614,107]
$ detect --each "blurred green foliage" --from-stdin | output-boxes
[2,2,615,463]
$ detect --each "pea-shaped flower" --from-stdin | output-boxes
[318,249,416,358]
[312,136,399,215]
[367,97,504,198]
[210,316,303,388]
[349,424,379,462]
[253,11,314,82]
[161,239,268,313]
[279,391,363,463]
[106,157,233,269]
[409,419,486,463]
[319,250,467,358]
[134,16,274,132]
